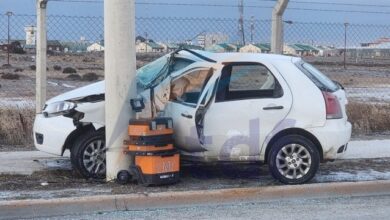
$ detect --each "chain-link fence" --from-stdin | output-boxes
[1,13,390,146]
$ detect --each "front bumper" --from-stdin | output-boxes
[308,120,352,160]
[33,114,77,156]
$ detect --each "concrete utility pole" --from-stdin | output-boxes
[36,0,48,113]
[238,0,246,45]
[344,22,349,69]
[250,16,254,44]
[5,11,13,66]
[104,0,137,180]
[271,0,289,54]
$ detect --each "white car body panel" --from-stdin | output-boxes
[33,51,351,162]
[34,114,76,155]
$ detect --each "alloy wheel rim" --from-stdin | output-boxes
[276,143,312,180]
[82,139,106,176]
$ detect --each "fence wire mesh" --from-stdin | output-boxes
[1,13,390,145]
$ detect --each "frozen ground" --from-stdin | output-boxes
[0,139,390,201]
[346,86,390,103]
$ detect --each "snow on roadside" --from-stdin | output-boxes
[315,169,390,183]
[343,139,390,159]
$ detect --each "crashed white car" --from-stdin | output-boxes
[34,49,351,184]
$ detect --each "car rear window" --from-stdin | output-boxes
[297,62,339,92]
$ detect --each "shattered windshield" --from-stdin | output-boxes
[136,54,170,89]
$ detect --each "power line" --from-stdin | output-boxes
[48,0,390,15]
[289,0,390,9]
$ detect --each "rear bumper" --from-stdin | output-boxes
[33,114,76,156]
[308,120,352,160]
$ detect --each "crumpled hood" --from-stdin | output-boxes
[46,81,105,104]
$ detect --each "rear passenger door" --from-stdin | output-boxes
[202,62,293,160]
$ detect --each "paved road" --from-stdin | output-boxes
[38,193,390,220]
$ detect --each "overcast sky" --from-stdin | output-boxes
[1,0,390,24]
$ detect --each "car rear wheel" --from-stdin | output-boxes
[71,130,106,179]
[268,135,320,184]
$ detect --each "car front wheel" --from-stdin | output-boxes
[71,130,106,179]
[268,135,320,184]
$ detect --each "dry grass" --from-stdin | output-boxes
[347,102,390,136]
[0,106,35,146]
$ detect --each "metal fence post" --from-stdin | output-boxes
[36,0,48,113]
[104,0,137,181]
[271,0,289,54]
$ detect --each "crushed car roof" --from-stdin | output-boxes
[184,50,300,64]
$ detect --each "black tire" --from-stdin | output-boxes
[71,129,106,179]
[268,135,320,184]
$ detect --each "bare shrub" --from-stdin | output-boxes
[82,57,95,62]
[82,72,99,81]
[347,102,390,136]
[1,73,20,80]
[63,67,77,74]
[14,68,24,72]
[66,73,82,81]
[53,65,62,71]
[1,64,12,69]
[30,65,36,70]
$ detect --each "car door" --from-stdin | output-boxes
[201,62,293,161]
[164,63,221,152]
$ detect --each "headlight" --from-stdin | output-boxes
[43,101,76,117]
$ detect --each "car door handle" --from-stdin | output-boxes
[263,106,284,110]
[181,113,193,119]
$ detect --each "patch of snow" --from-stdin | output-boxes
[315,169,390,182]
[62,83,76,88]
[343,140,390,159]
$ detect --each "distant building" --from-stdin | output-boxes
[47,40,64,52]
[206,43,238,53]
[62,41,89,53]
[284,43,319,56]
[316,45,338,57]
[177,44,203,50]
[360,37,390,48]
[24,25,36,46]
[158,43,179,53]
[87,42,105,52]
[136,35,147,44]
[136,41,164,53]
[198,33,229,49]
[239,43,271,53]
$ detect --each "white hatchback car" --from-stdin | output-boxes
[34,50,351,184]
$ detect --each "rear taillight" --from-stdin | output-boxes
[322,91,342,119]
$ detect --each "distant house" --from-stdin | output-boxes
[47,40,63,52]
[316,45,338,57]
[206,43,238,53]
[177,44,203,50]
[136,36,147,44]
[87,42,105,52]
[159,43,179,53]
[284,43,319,56]
[239,43,271,53]
[136,41,164,53]
[62,41,89,53]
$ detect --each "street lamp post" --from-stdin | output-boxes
[344,22,349,70]
[5,11,13,66]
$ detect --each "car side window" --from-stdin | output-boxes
[216,63,283,102]
[170,69,212,105]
